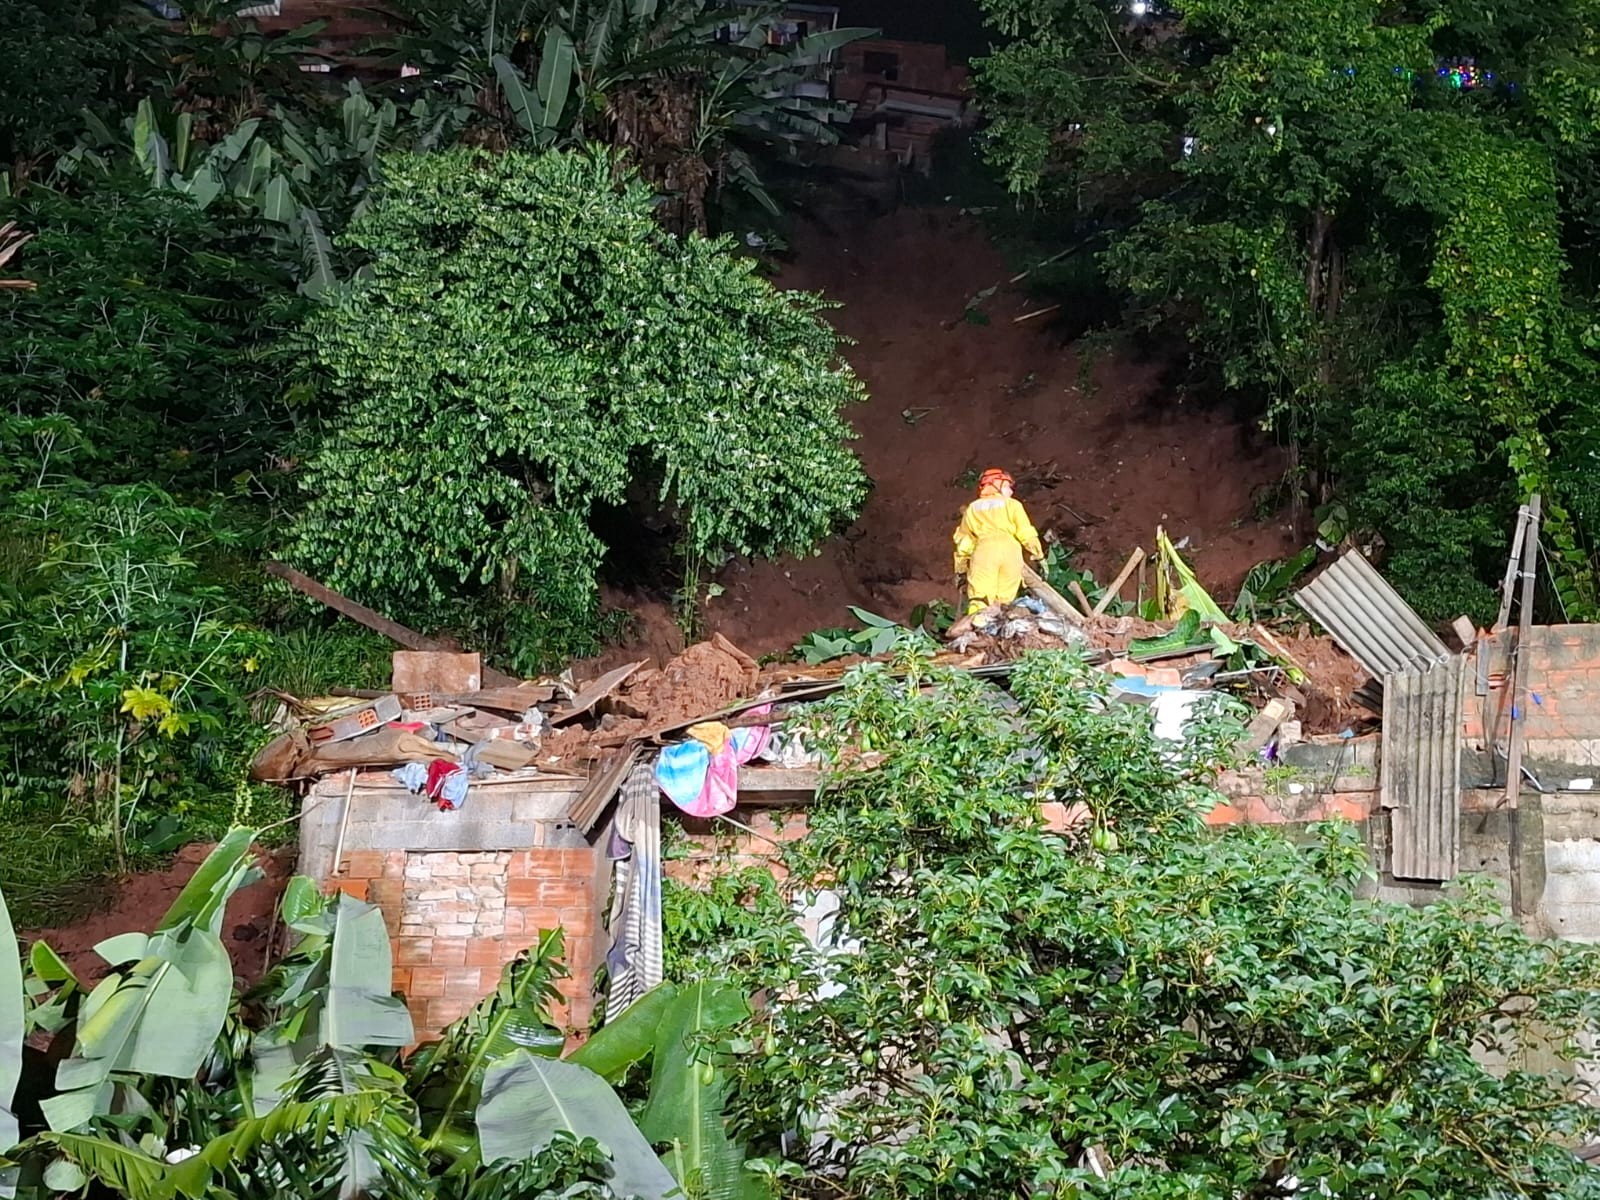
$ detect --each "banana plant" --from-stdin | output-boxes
[0,837,764,1200]
[574,981,769,1200]
[1,883,22,1158]
[39,829,260,1134]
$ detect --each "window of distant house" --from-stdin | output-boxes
[862,50,900,80]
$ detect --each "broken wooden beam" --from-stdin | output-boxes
[1093,547,1144,616]
[1021,564,1085,625]
[264,561,523,687]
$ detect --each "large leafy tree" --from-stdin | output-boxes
[716,651,1600,1198]
[285,147,867,669]
[976,0,1600,619]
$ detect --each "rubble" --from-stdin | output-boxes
[252,541,1383,832]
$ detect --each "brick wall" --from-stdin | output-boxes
[1466,626,1600,762]
[331,845,604,1038]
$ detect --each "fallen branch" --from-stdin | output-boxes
[264,561,522,687]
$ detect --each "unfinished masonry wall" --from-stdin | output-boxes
[301,776,607,1036]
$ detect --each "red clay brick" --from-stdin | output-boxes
[395,937,434,967]
[391,968,413,995]
[1204,802,1244,826]
[342,850,384,879]
[429,938,469,967]
[465,937,506,967]
[384,851,409,875]
[506,878,543,905]
[444,967,486,996]
[410,967,448,998]
[534,878,593,905]
[326,879,369,901]
[1322,796,1373,822]
[510,909,568,937]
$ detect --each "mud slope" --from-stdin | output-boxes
[693,207,1298,655]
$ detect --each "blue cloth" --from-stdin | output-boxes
[391,762,428,792]
[654,740,712,812]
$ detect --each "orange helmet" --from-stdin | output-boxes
[978,468,1014,495]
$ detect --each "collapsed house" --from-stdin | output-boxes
[257,520,1600,1041]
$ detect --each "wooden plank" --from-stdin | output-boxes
[1093,548,1144,616]
[1068,580,1095,618]
[550,661,646,726]
[1020,564,1085,625]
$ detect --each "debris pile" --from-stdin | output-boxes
[251,537,1386,824]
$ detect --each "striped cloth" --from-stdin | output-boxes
[604,761,664,1022]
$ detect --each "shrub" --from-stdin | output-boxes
[286,148,868,670]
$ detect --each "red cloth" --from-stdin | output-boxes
[425,758,458,800]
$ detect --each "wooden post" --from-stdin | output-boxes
[1021,564,1085,625]
[1069,581,1096,619]
[1495,505,1531,632]
[1093,548,1145,616]
[331,768,358,878]
[1504,494,1541,918]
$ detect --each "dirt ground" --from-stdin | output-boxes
[23,844,294,990]
[600,207,1297,662]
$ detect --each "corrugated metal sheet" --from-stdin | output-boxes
[1382,657,1465,882]
[1294,551,1450,677]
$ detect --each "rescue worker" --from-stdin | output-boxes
[952,467,1046,614]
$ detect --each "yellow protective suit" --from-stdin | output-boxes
[952,495,1045,614]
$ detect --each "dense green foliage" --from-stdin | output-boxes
[697,650,1600,1197]
[0,0,116,169]
[976,0,1600,618]
[287,148,866,670]
[1,179,301,487]
[0,845,759,1200]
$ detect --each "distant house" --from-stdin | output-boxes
[720,2,846,106]
[835,39,974,174]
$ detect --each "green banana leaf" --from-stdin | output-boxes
[477,1052,675,1199]
[537,27,577,129]
[250,891,412,1116]
[1154,528,1228,624]
[492,54,545,136]
[322,895,413,1051]
[566,982,679,1083]
[42,832,260,1131]
[638,983,766,1200]
[0,886,21,1152]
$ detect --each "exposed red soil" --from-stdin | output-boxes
[22,844,294,991]
[599,207,1297,662]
